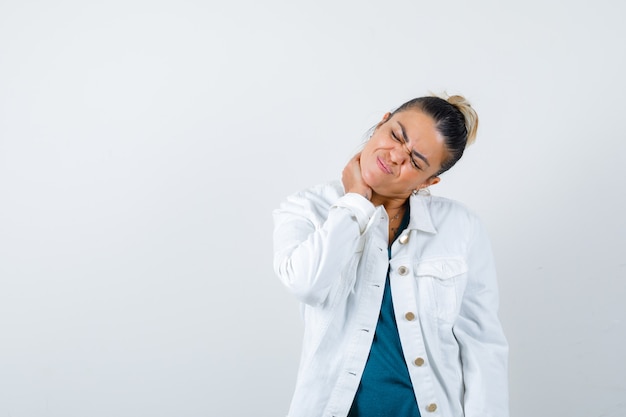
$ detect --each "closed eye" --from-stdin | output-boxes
[392,131,421,170]
[409,157,421,170]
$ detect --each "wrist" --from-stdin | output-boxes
[347,186,371,201]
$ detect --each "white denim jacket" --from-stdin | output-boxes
[273,181,508,417]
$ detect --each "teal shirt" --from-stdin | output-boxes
[348,208,420,417]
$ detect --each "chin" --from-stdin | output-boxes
[361,171,381,191]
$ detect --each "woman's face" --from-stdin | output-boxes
[360,109,447,200]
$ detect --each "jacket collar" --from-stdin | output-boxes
[407,193,437,234]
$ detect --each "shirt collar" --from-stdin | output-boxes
[407,193,437,234]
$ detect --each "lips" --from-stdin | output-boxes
[376,156,392,174]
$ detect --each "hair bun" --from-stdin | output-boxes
[445,94,479,147]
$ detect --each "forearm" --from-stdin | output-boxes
[273,192,375,306]
[455,303,509,417]
[454,218,509,416]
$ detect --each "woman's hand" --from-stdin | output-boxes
[342,153,372,200]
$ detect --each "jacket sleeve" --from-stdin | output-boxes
[452,217,509,417]
[273,191,375,306]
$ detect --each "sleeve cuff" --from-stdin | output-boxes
[331,192,375,233]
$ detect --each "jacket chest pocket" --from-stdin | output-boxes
[414,258,468,323]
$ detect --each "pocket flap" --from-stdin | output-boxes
[414,258,468,279]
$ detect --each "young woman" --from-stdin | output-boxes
[273,94,508,417]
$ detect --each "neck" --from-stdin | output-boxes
[370,193,409,212]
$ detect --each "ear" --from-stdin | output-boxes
[376,112,391,128]
[423,176,440,188]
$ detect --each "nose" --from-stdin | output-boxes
[389,143,410,165]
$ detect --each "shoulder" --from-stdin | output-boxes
[425,194,483,234]
[282,180,343,204]
[428,194,476,218]
[416,195,492,258]
[275,180,345,219]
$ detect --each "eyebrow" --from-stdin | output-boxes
[397,121,431,167]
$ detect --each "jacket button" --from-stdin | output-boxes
[405,312,415,321]
[426,403,437,412]
[397,266,409,275]
[414,357,425,366]
[399,233,409,244]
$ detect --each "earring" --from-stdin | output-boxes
[412,187,430,196]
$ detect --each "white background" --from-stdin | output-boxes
[1,0,625,416]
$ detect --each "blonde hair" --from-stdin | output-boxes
[445,94,479,147]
